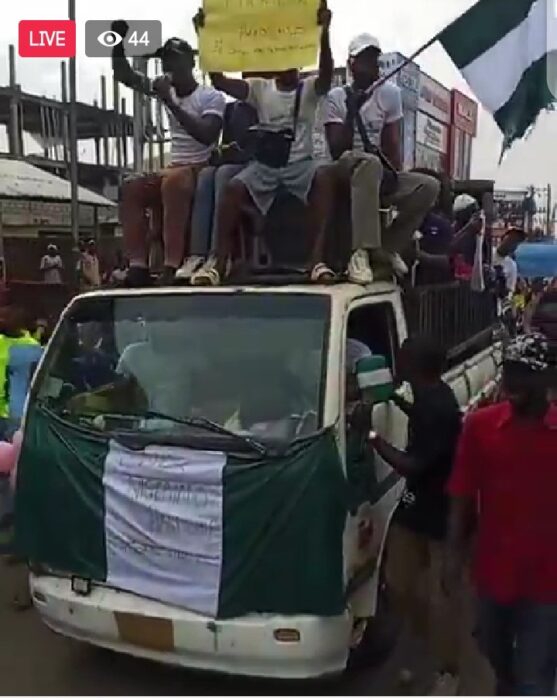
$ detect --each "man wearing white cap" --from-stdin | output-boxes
[324,34,439,284]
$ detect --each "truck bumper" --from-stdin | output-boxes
[31,575,351,679]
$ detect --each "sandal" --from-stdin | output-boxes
[310,262,335,283]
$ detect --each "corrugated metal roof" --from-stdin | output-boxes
[0,158,116,207]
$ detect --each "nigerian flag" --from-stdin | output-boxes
[15,405,347,619]
[439,0,557,152]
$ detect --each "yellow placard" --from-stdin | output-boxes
[199,0,320,73]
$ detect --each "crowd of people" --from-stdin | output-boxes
[344,323,556,695]
[0,307,48,582]
[39,240,129,291]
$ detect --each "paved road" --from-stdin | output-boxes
[0,562,492,696]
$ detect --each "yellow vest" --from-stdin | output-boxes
[0,333,40,418]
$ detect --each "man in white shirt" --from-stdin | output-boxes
[493,227,525,296]
[324,34,440,284]
[191,1,335,286]
[112,23,226,286]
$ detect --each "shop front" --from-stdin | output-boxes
[450,90,478,180]
[415,73,451,173]
[415,111,449,173]
[380,52,419,170]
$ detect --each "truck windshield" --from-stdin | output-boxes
[34,293,330,447]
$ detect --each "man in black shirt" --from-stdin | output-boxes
[368,336,462,693]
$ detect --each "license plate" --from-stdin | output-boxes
[115,612,174,652]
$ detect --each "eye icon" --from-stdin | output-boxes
[97,30,123,48]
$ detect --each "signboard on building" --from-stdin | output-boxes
[380,52,420,110]
[415,143,445,172]
[452,90,478,136]
[0,199,95,228]
[418,73,451,124]
[416,112,449,154]
[402,111,416,170]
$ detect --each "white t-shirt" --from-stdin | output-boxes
[323,81,403,153]
[167,85,226,165]
[246,77,319,163]
[493,252,518,294]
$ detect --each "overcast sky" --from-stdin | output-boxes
[1,0,556,193]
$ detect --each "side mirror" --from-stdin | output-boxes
[356,354,394,404]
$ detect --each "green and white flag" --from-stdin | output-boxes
[439,0,557,153]
[15,405,347,619]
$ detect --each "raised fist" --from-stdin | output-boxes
[110,19,130,39]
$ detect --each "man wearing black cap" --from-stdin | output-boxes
[446,333,557,695]
[112,22,226,286]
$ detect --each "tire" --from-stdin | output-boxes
[346,573,402,672]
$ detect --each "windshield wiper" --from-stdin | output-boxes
[142,411,268,456]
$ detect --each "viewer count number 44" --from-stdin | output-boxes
[85,20,162,58]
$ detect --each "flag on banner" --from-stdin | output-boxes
[438,0,557,153]
[15,405,347,619]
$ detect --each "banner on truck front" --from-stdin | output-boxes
[15,404,347,619]
[199,0,320,73]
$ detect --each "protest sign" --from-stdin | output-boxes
[199,0,320,73]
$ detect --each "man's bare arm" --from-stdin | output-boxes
[315,1,333,96]
[325,122,353,162]
[209,73,249,101]
[381,120,402,171]
[443,496,477,594]
[111,20,152,96]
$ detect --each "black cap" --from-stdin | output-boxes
[155,37,197,59]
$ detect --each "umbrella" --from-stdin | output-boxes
[515,243,557,279]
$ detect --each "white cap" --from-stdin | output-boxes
[348,33,381,58]
[346,338,373,374]
[453,193,479,214]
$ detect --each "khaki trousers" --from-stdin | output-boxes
[385,522,495,693]
[337,151,440,254]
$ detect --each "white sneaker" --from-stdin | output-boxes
[429,672,459,696]
[175,255,204,282]
[388,252,409,278]
[191,256,220,286]
[347,249,373,285]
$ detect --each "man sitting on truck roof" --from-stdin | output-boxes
[112,21,226,287]
[190,2,336,286]
[323,35,439,284]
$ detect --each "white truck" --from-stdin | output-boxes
[16,279,499,679]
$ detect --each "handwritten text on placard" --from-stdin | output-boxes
[199,0,320,72]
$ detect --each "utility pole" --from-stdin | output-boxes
[68,0,80,285]
[546,183,552,238]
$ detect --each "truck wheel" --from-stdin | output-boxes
[346,574,402,672]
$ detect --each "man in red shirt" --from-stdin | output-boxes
[446,332,557,695]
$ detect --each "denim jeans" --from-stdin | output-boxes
[477,597,557,695]
[189,164,245,256]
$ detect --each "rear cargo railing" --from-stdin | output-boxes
[403,282,498,362]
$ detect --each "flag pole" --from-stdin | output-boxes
[68,0,80,287]
[373,34,440,91]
